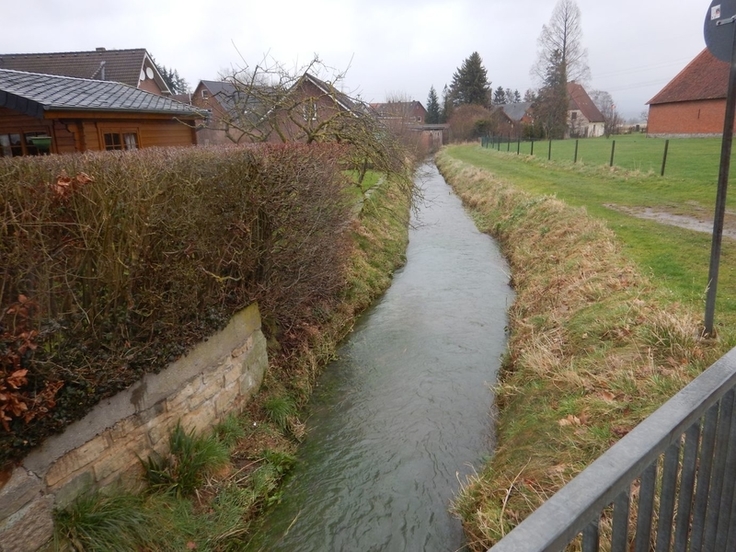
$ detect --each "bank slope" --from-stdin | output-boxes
[436,149,723,551]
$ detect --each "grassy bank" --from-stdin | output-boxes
[53,173,412,551]
[435,147,734,550]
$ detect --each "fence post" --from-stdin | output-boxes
[661,139,670,176]
[610,140,616,167]
[574,139,579,163]
[507,135,511,152]
[517,136,521,155]
[548,139,552,161]
[531,138,534,156]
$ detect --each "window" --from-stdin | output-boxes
[201,89,209,99]
[0,131,51,157]
[0,134,23,157]
[103,132,139,151]
[303,100,318,121]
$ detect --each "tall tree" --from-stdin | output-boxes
[153,59,190,94]
[425,86,441,124]
[534,49,569,139]
[440,84,452,123]
[531,0,590,85]
[450,52,491,107]
[493,86,507,105]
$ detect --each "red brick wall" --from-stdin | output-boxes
[648,99,726,136]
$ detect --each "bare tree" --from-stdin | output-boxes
[531,0,590,85]
[213,55,410,185]
[590,90,623,137]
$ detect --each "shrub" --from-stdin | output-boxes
[0,143,354,466]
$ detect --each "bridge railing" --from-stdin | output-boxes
[488,346,736,552]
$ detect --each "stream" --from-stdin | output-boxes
[247,163,513,551]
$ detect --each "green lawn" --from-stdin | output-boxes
[485,134,727,181]
[446,140,736,336]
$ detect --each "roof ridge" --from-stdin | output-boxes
[0,67,139,89]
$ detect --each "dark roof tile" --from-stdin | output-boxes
[0,68,202,117]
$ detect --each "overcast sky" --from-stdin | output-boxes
[4,0,710,119]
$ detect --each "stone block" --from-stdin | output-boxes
[181,400,217,435]
[0,495,54,552]
[107,414,143,442]
[45,434,109,488]
[93,433,148,483]
[51,470,94,510]
[215,382,242,416]
[166,378,200,412]
[0,468,42,521]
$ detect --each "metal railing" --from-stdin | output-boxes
[488,346,736,552]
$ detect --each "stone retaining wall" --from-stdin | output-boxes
[0,303,268,552]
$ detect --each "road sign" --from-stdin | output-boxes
[705,0,736,61]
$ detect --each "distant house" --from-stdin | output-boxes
[492,101,534,138]
[191,72,372,145]
[0,48,172,96]
[370,101,427,124]
[647,48,728,137]
[567,83,605,138]
[0,68,202,156]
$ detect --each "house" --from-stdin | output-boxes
[647,48,727,137]
[370,101,427,124]
[492,101,534,138]
[191,72,372,145]
[0,68,202,156]
[567,83,605,138]
[0,48,172,96]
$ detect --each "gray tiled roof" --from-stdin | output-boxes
[0,49,151,89]
[0,68,203,118]
[500,102,533,123]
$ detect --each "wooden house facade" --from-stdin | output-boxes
[0,68,201,157]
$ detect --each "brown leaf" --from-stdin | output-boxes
[558,415,582,427]
[599,391,616,403]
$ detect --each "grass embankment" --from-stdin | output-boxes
[435,146,735,551]
[53,173,411,551]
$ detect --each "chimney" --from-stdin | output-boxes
[96,47,106,52]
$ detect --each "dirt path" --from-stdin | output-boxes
[605,204,736,240]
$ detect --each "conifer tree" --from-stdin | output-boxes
[425,86,441,124]
[449,52,491,107]
[493,86,507,105]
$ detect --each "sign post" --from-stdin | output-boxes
[704,1,736,336]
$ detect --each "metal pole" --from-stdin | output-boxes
[705,21,736,336]
[574,139,579,163]
[517,136,521,155]
[531,139,534,156]
[548,139,552,161]
[661,139,670,176]
[507,135,510,151]
[610,140,616,167]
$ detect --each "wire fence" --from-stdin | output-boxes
[480,135,723,182]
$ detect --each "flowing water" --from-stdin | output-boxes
[248,163,513,551]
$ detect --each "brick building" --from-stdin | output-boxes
[647,48,729,137]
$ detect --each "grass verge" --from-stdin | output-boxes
[435,148,733,551]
